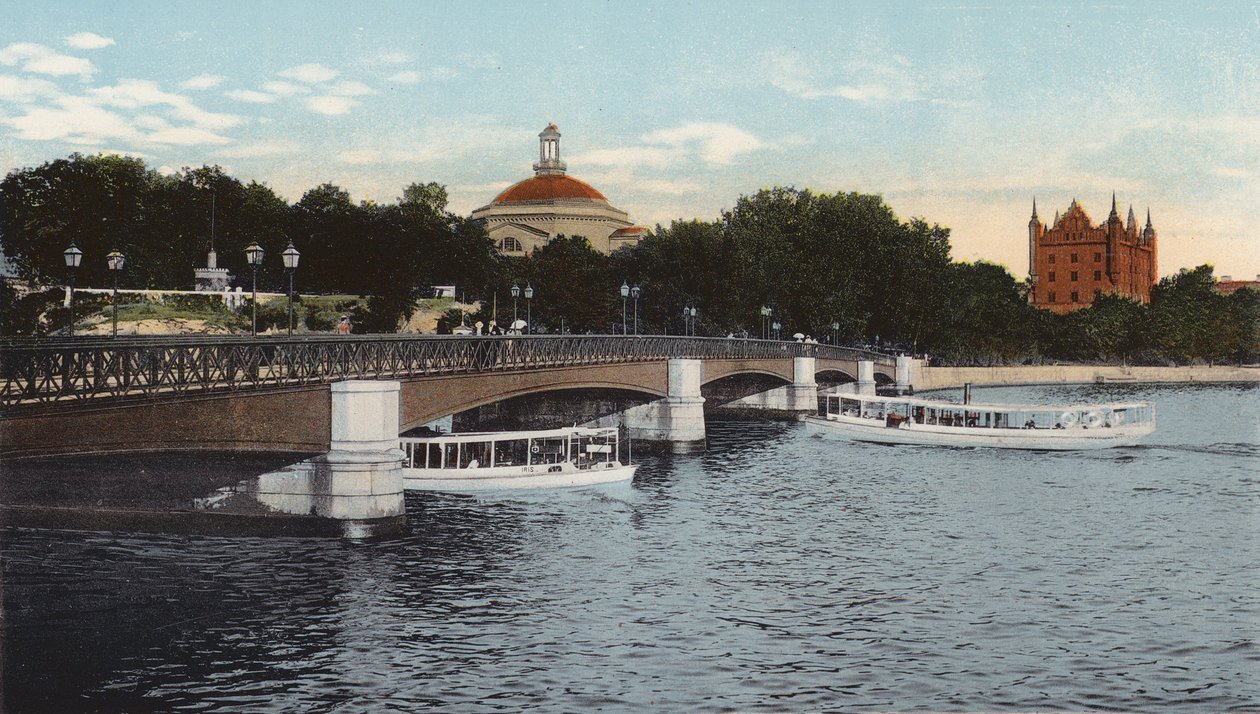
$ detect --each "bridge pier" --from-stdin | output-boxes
[245,381,406,538]
[895,355,922,395]
[624,359,707,453]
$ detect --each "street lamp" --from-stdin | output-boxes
[760,305,771,339]
[282,241,300,336]
[631,284,641,335]
[524,284,534,334]
[510,283,521,329]
[690,306,698,336]
[245,241,264,336]
[620,281,629,335]
[831,321,840,345]
[106,248,125,338]
[63,242,83,336]
[772,320,781,340]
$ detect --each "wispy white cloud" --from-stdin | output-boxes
[569,146,673,169]
[0,73,63,102]
[147,126,232,145]
[337,149,382,164]
[643,122,764,166]
[90,79,243,130]
[0,42,95,78]
[328,80,373,97]
[5,95,139,143]
[386,71,422,85]
[767,52,918,103]
[64,32,115,50]
[306,95,357,115]
[374,51,411,65]
[218,141,301,158]
[279,63,337,83]
[181,73,225,90]
[261,81,308,96]
[225,89,275,103]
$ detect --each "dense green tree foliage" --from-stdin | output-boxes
[2,154,1256,363]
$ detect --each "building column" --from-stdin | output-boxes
[249,380,407,538]
[625,358,706,453]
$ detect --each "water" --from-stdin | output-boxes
[3,383,1258,712]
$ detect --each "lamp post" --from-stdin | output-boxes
[772,320,781,340]
[690,306,698,336]
[245,241,264,336]
[510,283,520,330]
[282,241,300,336]
[620,281,629,335]
[63,243,83,336]
[631,284,641,335]
[760,305,771,339]
[831,321,840,345]
[524,284,534,334]
[106,248,125,338]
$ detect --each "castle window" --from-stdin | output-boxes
[502,236,523,252]
[1071,291,1079,302]
[1070,253,1078,263]
[1094,252,1102,262]
[1048,271,1056,282]
[1049,291,1057,302]
[1070,271,1078,282]
[1094,270,1101,281]
[1048,255,1056,264]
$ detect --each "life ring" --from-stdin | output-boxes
[1084,411,1104,428]
[1060,411,1078,426]
[530,445,541,454]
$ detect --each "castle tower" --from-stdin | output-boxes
[1027,197,1042,296]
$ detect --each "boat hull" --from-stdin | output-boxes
[403,462,637,492]
[804,414,1152,450]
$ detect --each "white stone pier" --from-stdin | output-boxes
[247,380,406,538]
[622,358,707,453]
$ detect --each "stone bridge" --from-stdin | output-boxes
[0,335,902,458]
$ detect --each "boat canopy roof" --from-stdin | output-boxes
[827,393,1152,412]
[402,426,616,443]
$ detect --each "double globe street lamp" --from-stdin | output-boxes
[106,248,126,338]
[282,242,300,336]
[760,305,772,340]
[510,283,535,334]
[244,242,264,336]
[63,242,83,336]
[682,305,698,336]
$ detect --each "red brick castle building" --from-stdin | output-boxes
[1026,195,1158,313]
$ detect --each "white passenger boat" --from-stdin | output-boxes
[805,392,1155,450]
[399,426,637,491]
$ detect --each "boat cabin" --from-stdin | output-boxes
[400,426,624,472]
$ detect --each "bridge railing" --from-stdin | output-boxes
[0,335,894,412]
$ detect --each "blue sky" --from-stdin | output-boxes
[3,1,1258,279]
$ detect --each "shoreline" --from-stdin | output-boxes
[912,363,1260,391]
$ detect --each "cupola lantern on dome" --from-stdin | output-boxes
[533,123,567,176]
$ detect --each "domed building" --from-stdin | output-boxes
[471,124,650,255]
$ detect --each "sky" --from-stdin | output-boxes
[2,1,1258,280]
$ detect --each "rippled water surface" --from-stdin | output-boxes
[3,383,1258,712]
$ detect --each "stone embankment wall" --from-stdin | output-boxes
[914,364,1260,392]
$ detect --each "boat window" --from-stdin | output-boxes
[530,437,567,464]
[460,441,491,469]
[494,439,528,467]
[427,443,442,469]
[444,443,459,469]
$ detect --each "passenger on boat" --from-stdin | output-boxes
[1054,422,1064,429]
[1024,419,1036,429]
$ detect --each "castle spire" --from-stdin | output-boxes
[1110,191,1118,217]
[1145,208,1153,228]
[1031,196,1038,219]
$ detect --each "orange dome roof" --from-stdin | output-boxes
[493,175,608,204]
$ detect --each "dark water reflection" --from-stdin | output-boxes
[3,384,1258,712]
